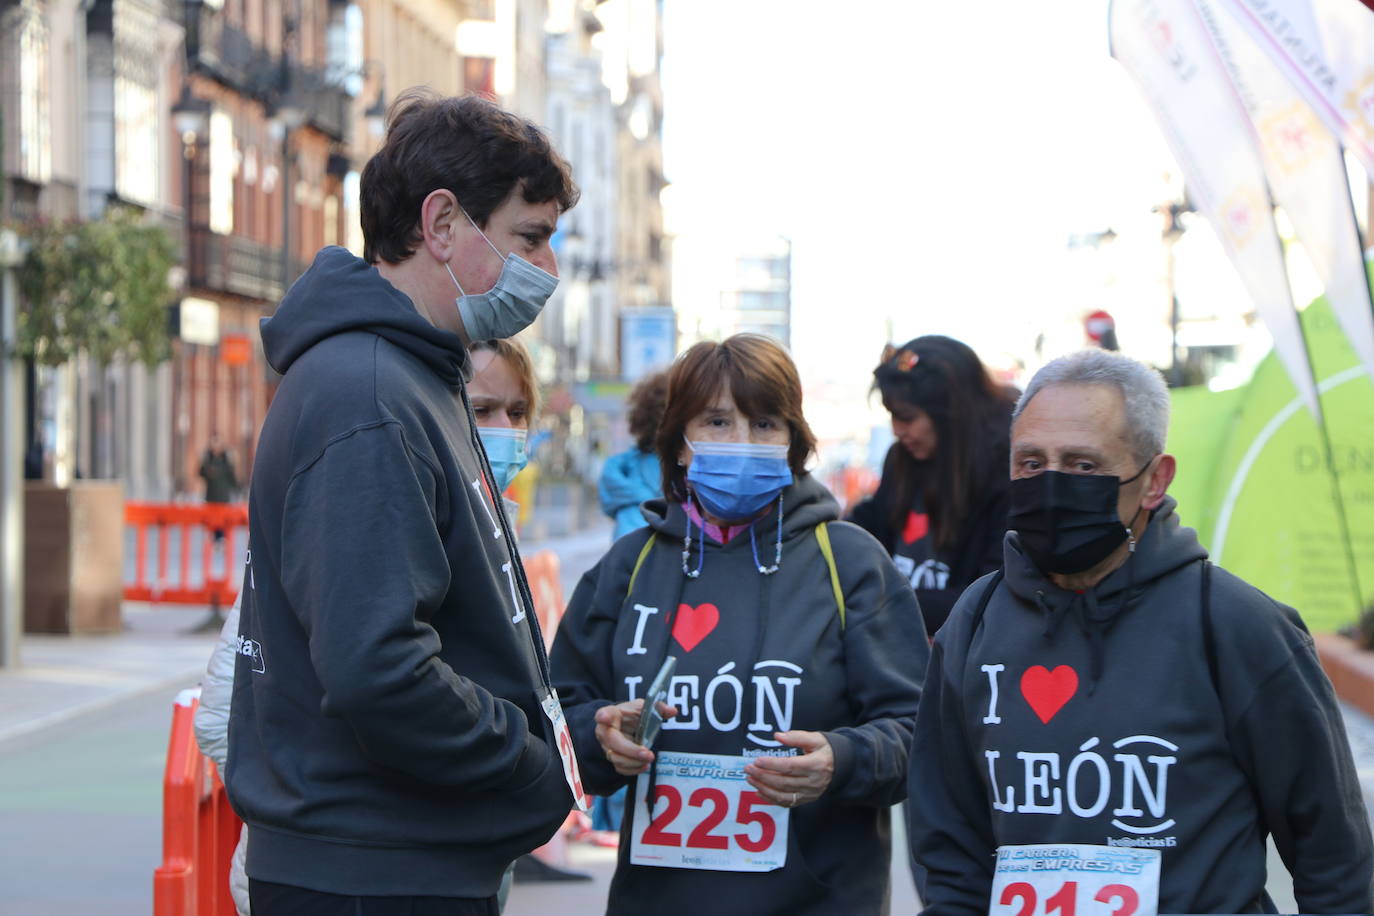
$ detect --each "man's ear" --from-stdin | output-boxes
[419,189,460,263]
[1141,454,1176,511]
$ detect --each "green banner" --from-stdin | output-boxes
[1168,298,1374,633]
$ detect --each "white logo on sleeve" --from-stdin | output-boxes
[237,634,266,674]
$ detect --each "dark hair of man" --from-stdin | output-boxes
[360,90,579,265]
[626,370,669,454]
[657,334,817,502]
[873,335,1016,552]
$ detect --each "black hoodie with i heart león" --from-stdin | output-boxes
[552,474,928,916]
[907,496,1374,914]
[226,247,573,898]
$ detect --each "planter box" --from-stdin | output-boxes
[1314,632,1374,722]
[24,482,124,634]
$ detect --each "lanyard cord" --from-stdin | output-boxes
[681,508,706,578]
[748,493,785,575]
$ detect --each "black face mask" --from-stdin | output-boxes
[1008,461,1153,575]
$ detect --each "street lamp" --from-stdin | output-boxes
[170,85,211,499]
[1155,195,1194,386]
[171,85,212,150]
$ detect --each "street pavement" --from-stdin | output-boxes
[2,514,1373,913]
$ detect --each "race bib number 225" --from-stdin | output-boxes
[629,751,788,872]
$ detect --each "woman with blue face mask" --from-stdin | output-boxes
[467,337,536,504]
[550,334,928,916]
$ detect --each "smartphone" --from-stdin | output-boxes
[633,655,677,748]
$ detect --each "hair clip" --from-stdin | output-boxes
[881,344,920,372]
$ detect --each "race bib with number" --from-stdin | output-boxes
[989,844,1160,916]
[629,751,788,872]
[541,690,591,812]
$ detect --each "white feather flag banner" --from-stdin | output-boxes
[1214,0,1374,177]
[1198,0,1374,384]
[1110,0,1322,418]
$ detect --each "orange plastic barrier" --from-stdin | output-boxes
[827,466,879,514]
[125,503,248,606]
[524,550,566,650]
[154,689,242,916]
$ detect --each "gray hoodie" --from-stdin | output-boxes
[908,496,1374,914]
[552,474,928,915]
[226,247,572,898]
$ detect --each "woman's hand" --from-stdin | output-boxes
[593,699,678,776]
[743,731,834,808]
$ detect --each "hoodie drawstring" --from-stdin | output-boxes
[1035,591,1069,641]
[1035,552,1139,695]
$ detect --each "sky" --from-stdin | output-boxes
[657,0,1198,446]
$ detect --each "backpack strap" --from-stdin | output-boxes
[627,531,658,596]
[814,522,846,631]
[971,568,1005,630]
[1200,559,1220,694]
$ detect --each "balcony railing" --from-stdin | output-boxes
[191,20,350,142]
[187,224,310,304]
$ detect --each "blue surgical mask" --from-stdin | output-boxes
[685,439,793,521]
[445,209,558,340]
[478,427,528,491]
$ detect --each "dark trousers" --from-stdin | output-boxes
[249,880,500,916]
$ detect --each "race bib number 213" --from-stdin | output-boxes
[989,844,1160,916]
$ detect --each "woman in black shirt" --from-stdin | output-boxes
[847,335,1016,636]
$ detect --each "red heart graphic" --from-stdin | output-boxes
[1020,665,1078,724]
[902,512,929,545]
[672,603,720,653]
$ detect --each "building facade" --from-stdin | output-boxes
[720,236,792,346]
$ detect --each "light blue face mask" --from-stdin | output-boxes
[478,427,528,492]
[685,439,793,521]
[444,209,558,341]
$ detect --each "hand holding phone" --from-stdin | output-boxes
[633,655,677,748]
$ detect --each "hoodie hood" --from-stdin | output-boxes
[1002,494,1207,690]
[261,246,471,387]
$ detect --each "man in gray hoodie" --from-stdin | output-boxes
[226,91,583,915]
[907,348,1373,914]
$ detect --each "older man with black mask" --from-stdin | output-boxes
[906,348,1373,914]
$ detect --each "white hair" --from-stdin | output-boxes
[1013,350,1170,464]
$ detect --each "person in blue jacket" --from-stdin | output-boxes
[599,370,669,542]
